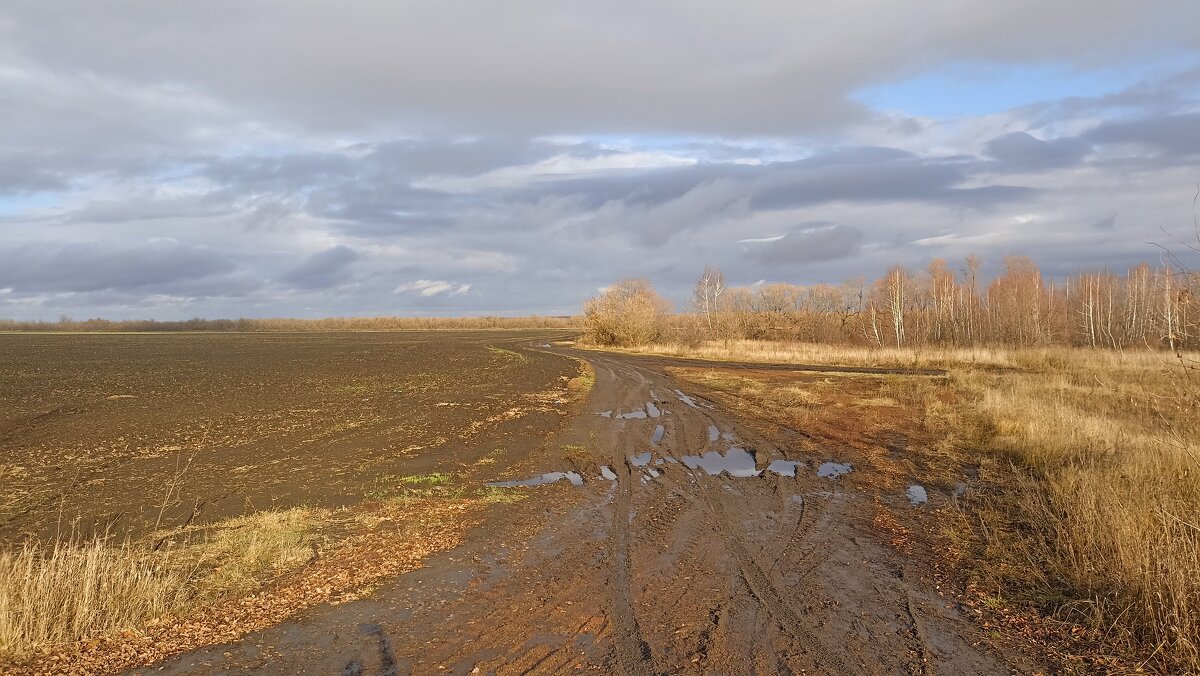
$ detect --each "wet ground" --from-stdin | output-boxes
[139,343,1037,675]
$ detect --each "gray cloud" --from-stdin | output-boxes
[1084,112,1200,157]
[0,240,238,294]
[742,225,864,265]
[983,132,1092,171]
[281,245,361,289]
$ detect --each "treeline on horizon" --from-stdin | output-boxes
[0,315,579,333]
[587,255,1200,350]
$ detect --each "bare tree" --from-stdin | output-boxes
[692,265,726,336]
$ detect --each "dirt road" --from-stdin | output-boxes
[142,344,1034,675]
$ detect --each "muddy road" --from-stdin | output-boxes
[144,344,1034,675]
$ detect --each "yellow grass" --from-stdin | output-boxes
[0,507,320,658]
[617,339,1200,670]
[632,337,1197,373]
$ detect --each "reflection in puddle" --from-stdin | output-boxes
[647,401,661,418]
[488,471,584,488]
[906,484,928,505]
[674,390,699,408]
[682,447,760,477]
[708,425,720,442]
[651,425,665,444]
[629,452,653,467]
[766,459,805,477]
[599,466,618,481]
[817,462,853,479]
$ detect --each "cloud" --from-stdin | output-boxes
[983,131,1091,171]
[0,239,238,294]
[280,244,360,289]
[1084,112,1200,158]
[1,4,1199,319]
[393,279,472,297]
[742,224,864,265]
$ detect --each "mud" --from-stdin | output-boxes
[139,343,1038,675]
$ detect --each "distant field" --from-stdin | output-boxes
[0,331,574,542]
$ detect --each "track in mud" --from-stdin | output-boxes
[144,344,1033,675]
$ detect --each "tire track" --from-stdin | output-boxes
[700,484,853,673]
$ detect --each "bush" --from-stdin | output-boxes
[582,279,671,347]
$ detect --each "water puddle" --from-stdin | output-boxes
[488,471,584,488]
[722,432,736,442]
[628,452,653,467]
[708,425,720,442]
[790,495,805,505]
[599,465,618,481]
[906,484,928,505]
[647,401,661,418]
[674,389,699,408]
[651,425,665,444]
[766,459,806,477]
[596,410,613,418]
[681,447,760,477]
[816,462,853,479]
[617,409,648,419]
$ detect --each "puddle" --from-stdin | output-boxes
[647,401,661,418]
[599,466,618,481]
[906,484,928,505]
[790,495,805,505]
[664,456,678,464]
[628,452,653,467]
[766,459,806,477]
[816,462,853,479]
[682,447,760,477]
[674,390,699,408]
[722,432,736,442]
[651,425,665,444]
[596,411,613,418]
[488,471,584,488]
[708,426,720,442]
[646,467,661,478]
[617,409,648,419]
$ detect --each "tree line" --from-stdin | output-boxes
[0,315,578,333]
[585,256,1200,349]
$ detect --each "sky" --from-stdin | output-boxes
[2,1,1200,320]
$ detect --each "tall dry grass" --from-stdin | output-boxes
[0,507,320,659]
[616,339,1200,670]
[0,539,191,654]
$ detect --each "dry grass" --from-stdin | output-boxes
[617,339,1200,671]
[0,507,321,659]
[633,338,1199,373]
